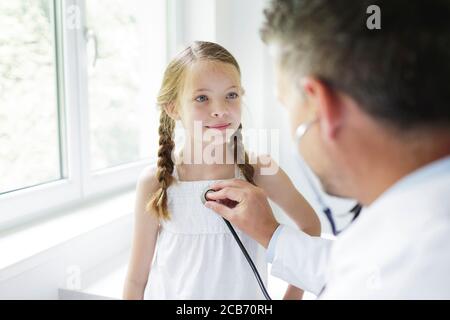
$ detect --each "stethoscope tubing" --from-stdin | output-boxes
[202,187,271,300]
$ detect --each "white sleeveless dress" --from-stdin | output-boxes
[143,165,268,300]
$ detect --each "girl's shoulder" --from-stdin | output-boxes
[249,153,281,180]
[250,152,293,192]
[136,165,160,195]
[251,153,297,203]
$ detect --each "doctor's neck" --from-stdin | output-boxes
[348,126,450,206]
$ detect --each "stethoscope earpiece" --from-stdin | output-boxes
[294,118,361,236]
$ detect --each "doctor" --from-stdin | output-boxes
[205,0,450,299]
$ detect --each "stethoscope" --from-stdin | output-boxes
[295,120,362,236]
[200,188,272,300]
[200,120,361,300]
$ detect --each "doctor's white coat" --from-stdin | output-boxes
[269,156,450,299]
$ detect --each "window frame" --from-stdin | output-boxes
[74,0,155,197]
[0,0,171,230]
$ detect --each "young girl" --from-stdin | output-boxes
[123,41,321,300]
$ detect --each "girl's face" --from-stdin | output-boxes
[177,60,243,145]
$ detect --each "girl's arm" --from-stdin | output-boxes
[122,166,160,300]
[253,155,321,300]
[253,155,321,236]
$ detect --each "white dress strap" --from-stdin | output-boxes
[172,164,179,180]
[234,164,243,180]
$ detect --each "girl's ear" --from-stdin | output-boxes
[164,103,181,120]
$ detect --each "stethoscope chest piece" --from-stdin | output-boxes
[198,185,271,299]
[201,187,216,205]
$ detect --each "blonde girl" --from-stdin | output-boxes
[123,41,320,299]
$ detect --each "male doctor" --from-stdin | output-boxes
[205,0,450,299]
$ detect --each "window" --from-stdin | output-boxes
[0,0,167,229]
[85,0,159,171]
[0,0,62,194]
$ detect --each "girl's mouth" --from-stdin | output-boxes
[205,123,231,130]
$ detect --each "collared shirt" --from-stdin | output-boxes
[266,155,450,298]
[266,224,284,263]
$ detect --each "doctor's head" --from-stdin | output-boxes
[261,0,450,204]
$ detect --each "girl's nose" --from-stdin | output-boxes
[211,106,228,118]
[211,110,227,117]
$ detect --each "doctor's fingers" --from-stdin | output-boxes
[206,187,244,203]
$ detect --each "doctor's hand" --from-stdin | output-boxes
[204,179,280,248]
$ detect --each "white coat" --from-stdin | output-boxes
[268,156,450,299]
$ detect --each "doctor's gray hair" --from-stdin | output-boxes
[260,0,450,131]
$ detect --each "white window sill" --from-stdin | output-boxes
[0,188,135,273]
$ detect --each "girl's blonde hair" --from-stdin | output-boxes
[147,41,255,220]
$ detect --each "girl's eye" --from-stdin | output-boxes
[195,95,208,103]
[226,92,239,99]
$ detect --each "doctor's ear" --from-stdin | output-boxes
[163,102,181,120]
[300,77,344,139]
